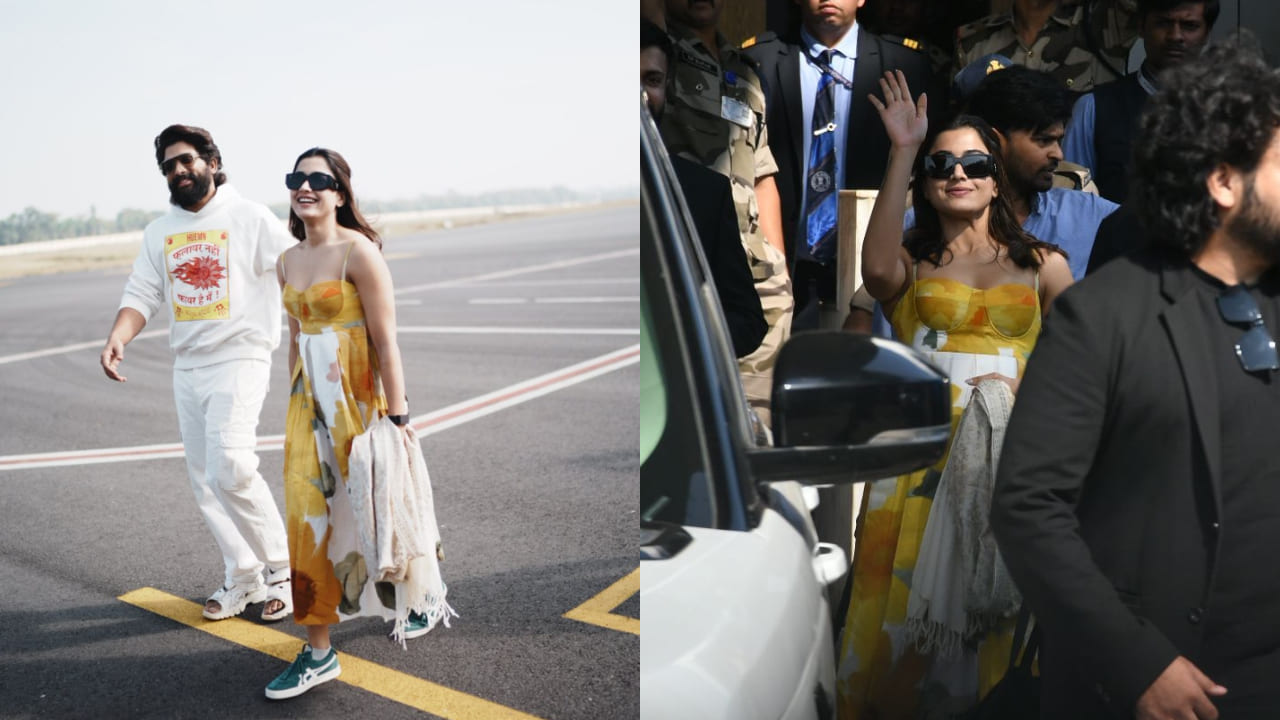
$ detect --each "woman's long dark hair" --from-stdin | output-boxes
[904,114,1061,270]
[288,147,381,250]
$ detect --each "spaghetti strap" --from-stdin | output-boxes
[340,241,356,283]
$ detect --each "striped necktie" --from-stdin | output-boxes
[804,50,838,265]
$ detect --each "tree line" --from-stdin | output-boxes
[2,185,635,246]
[0,207,162,246]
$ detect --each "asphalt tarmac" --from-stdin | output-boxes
[0,204,639,719]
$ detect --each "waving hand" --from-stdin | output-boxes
[869,70,928,150]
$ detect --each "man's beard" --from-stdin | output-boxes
[169,169,213,209]
[1227,178,1280,266]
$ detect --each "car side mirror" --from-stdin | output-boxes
[747,332,951,485]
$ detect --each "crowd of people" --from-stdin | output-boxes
[100,126,454,701]
[643,0,1280,718]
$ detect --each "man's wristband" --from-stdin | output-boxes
[388,413,410,426]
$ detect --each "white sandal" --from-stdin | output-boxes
[204,581,267,621]
[261,570,293,622]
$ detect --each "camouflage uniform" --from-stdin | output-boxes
[955,0,1137,93]
[659,22,793,427]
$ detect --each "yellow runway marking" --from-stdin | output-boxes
[118,587,543,719]
[562,568,640,636]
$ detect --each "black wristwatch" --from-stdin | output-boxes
[388,413,410,427]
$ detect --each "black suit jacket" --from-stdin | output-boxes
[991,248,1278,717]
[670,155,767,358]
[744,28,942,266]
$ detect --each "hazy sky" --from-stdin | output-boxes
[0,1,634,219]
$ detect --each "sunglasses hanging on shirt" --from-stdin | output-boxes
[1217,285,1280,372]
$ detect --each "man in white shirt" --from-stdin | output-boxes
[100,124,293,623]
[743,0,941,330]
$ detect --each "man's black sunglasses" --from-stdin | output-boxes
[922,152,997,180]
[1217,285,1280,372]
[160,153,201,175]
[285,171,339,192]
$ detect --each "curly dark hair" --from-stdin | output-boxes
[154,124,227,187]
[906,114,1063,270]
[1132,35,1280,257]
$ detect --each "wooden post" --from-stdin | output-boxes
[813,188,880,625]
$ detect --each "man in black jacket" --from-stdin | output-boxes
[1063,0,1218,204]
[993,38,1280,719]
[742,0,940,330]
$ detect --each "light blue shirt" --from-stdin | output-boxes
[1062,93,1097,175]
[872,189,1118,335]
[798,26,859,242]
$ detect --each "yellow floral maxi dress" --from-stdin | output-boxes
[836,269,1041,719]
[281,254,448,631]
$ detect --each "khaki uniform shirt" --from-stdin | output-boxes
[659,23,792,422]
[659,24,780,278]
[955,0,1137,93]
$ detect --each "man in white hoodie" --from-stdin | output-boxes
[100,124,294,623]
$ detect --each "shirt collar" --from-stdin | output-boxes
[799,23,860,62]
[1137,63,1159,94]
[1029,189,1047,217]
[993,3,1077,30]
[667,22,724,56]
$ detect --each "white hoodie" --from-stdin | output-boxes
[119,184,295,369]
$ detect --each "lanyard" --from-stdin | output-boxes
[805,49,853,90]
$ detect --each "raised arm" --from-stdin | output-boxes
[861,70,927,305]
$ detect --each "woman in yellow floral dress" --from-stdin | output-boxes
[265,148,453,700]
[837,72,1073,718]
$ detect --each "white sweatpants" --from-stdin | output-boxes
[173,358,289,588]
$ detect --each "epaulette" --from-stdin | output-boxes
[882,34,926,52]
[739,31,776,50]
[1052,161,1100,196]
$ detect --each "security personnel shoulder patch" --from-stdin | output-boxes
[882,35,927,53]
[739,31,776,50]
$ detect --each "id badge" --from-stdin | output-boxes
[720,96,753,129]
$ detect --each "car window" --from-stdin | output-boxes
[640,102,761,532]
[640,200,717,528]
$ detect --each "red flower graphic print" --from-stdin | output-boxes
[173,256,226,290]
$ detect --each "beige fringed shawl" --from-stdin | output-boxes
[347,416,458,646]
[905,379,1021,657]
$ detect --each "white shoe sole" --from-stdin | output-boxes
[264,662,341,700]
[402,623,432,640]
[202,585,268,620]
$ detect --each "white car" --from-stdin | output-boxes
[639,102,950,720]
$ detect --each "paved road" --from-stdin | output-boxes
[0,205,639,719]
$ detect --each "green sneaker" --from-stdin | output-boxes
[402,610,433,640]
[265,644,341,700]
